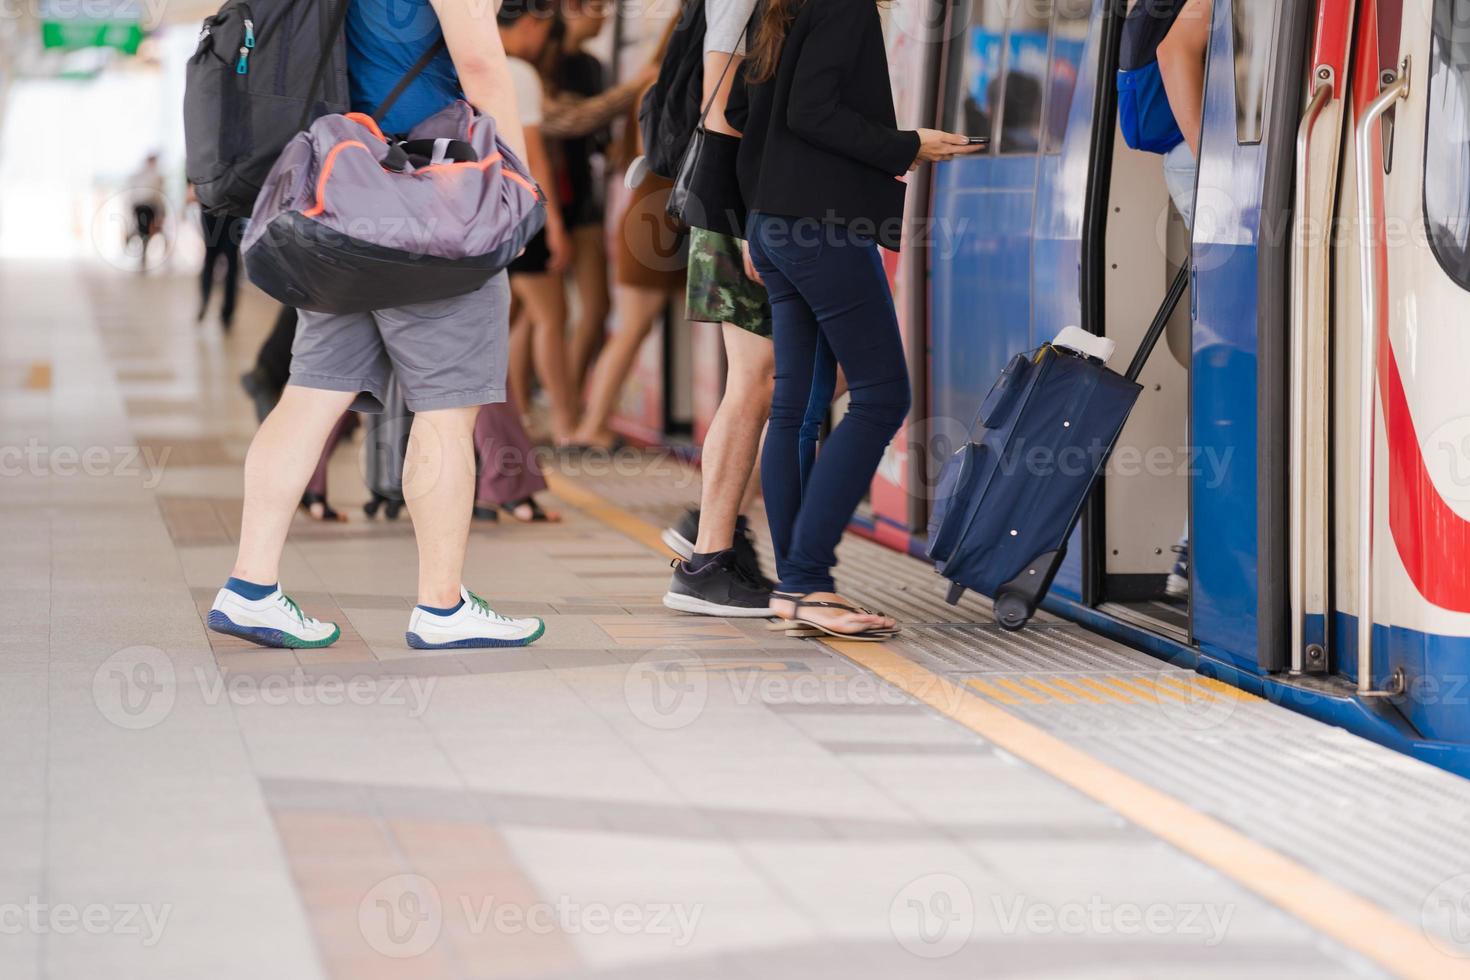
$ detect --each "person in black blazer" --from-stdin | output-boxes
[731,0,977,639]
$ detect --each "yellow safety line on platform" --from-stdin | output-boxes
[549,470,1462,979]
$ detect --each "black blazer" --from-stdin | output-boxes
[728,0,920,251]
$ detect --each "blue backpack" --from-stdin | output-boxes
[1116,0,1186,154]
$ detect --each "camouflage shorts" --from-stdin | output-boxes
[685,227,773,338]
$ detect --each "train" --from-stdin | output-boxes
[606,0,1470,777]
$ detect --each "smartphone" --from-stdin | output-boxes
[965,136,991,146]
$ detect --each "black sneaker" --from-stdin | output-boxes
[660,508,699,559]
[731,516,776,592]
[663,551,773,618]
[661,510,775,592]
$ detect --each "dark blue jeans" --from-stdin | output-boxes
[748,212,911,594]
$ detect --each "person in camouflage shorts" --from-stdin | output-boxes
[686,227,773,337]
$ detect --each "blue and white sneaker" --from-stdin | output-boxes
[406,586,545,649]
[1165,538,1190,600]
[208,586,341,648]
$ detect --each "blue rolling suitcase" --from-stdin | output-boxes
[928,265,1188,630]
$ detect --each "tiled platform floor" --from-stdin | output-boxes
[1,262,1459,979]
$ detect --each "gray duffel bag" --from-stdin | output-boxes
[243,98,545,314]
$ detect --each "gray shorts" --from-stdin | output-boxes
[289,272,510,413]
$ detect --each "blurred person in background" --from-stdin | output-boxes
[501,0,578,446]
[125,153,166,271]
[1139,0,1209,599]
[554,0,614,389]
[190,185,243,331]
[473,402,564,523]
[570,17,685,452]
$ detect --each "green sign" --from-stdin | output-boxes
[41,19,144,54]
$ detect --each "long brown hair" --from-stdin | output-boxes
[746,0,801,84]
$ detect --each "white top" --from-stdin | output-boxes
[507,57,544,127]
[704,0,758,56]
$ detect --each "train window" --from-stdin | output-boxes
[1425,0,1470,292]
[944,0,1048,154]
[1232,0,1277,144]
[1041,0,1090,153]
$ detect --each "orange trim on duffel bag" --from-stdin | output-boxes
[301,140,370,218]
[343,112,387,142]
[301,143,543,221]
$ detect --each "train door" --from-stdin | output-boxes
[1327,0,1470,741]
[1075,0,1311,664]
[1088,2,1195,640]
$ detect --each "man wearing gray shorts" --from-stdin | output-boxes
[206,0,546,651]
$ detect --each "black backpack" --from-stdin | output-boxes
[638,0,706,179]
[184,0,350,217]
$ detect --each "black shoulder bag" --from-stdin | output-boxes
[666,29,749,239]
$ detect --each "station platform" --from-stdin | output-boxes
[6,261,1470,980]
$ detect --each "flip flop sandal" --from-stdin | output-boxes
[791,597,901,642]
[502,497,558,523]
[765,593,870,637]
[300,493,346,523]
[765,618,823,635]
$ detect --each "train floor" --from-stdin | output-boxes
[5,260,1470,979]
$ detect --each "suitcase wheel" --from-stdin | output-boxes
[994,593,1033,632]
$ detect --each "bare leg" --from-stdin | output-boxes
[232,385,358,584]
[510,272,576,445]
[402,405,481,608]
[508,305,534,419]
[302,411,357,521]
[567,225,610,391]
[694,323,774,554]
[571,284,667,446]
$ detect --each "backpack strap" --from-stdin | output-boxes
[372,37,451,126]
[297,0,353,130]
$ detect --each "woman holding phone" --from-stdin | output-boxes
[731,0,977,639]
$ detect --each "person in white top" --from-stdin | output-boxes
[126,153,167,270]
[499,0,579,447]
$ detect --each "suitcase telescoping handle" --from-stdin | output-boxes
[1124,260,1190,382]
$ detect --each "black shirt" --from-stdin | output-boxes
[728,0,920,250]
[556,50,608,225]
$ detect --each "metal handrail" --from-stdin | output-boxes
[1353,58,1410,696]
[1290,75,1333,675]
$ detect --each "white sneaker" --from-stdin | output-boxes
[406,586,545,649]
[208,586,341,648]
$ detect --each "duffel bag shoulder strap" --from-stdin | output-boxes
[297,0,353,130]
[372,37,451,125]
